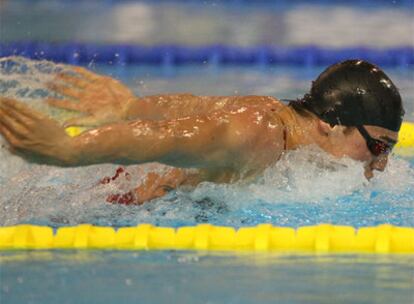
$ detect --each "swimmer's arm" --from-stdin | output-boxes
[0,98,283,171]
[47,67,277,124]
[124,94,277,120]
[65,107,267,168]
[132,168,232,204]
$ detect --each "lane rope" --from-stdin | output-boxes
[1,224,413,253]
[1,43,413,67]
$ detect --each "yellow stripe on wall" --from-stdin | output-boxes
[396,122,414,148]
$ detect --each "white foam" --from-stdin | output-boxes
[184,146,368,208]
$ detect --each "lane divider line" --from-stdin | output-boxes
[1,224,413,253]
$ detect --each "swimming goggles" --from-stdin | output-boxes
[356,125,394,157]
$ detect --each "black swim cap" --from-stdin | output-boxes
[301,60,404,132]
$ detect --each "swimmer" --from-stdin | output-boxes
[0,60,404,204]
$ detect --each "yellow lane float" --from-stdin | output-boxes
[1,224,413,253]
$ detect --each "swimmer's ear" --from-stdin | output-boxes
[317,120,334,136]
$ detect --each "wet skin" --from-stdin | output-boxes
[0,67,399,203]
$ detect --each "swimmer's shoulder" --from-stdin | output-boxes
[261,96,297,122]
[229,95,289,124]
[234,95,283,105]
[238,95,287,109]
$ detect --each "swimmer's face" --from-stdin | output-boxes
[328,125,398,180]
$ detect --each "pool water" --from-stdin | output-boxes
[1,57,414,303]
[1,251,414,304]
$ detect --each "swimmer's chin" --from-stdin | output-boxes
[364,167,374,181]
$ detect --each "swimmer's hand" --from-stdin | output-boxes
[0,97,73,164]
[47,67,135,127]
[133,168,197,204]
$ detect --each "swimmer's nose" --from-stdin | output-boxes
[364,169,374,180]
[364,166,374,180]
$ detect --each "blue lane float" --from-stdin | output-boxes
[25,0,414,8]
[1,43,413,67]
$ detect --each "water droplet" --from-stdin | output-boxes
[356,88,366,95]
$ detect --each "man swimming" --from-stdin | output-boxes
[0,60,404,204]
